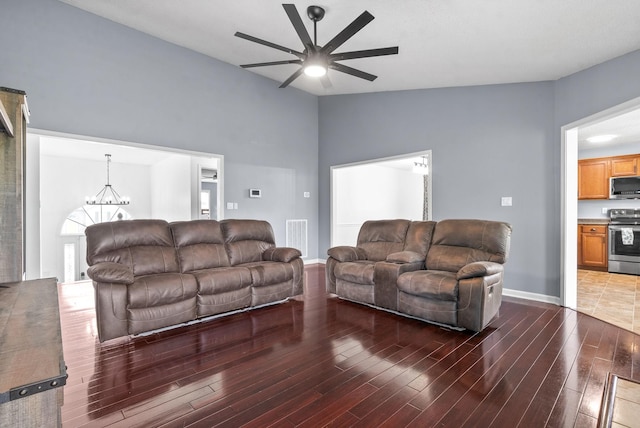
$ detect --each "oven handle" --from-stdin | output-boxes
[608,225,640,231]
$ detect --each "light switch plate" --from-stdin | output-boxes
[501,196,513,207]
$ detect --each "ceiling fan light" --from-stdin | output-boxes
[304,63,327,77]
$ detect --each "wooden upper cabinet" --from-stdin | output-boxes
[610,155,640,177]
[578,158,609,199]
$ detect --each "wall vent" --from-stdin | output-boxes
[286,219,308,258]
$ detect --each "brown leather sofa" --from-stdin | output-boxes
[326,219,511,332]
[85,219,304,342]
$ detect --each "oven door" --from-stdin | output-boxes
[608,224,640,262]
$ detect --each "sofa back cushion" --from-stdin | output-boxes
[221,219,275,265]
[356,219,411,261]
[85,219,179,276]
[426,219,512,272]
[170,220,230,272]
[404,221,437,256]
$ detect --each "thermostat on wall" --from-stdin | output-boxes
[249,189,262,198]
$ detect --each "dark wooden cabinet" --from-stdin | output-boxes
[0,279,66,427]
[578,224,608,270]
[578,158,610,200]
[0,87,28,283]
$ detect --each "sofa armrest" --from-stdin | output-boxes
[457,272,503,332]
[374,261,424,311]
[386,251,424,264]
[327,246,367,262]
[457,261,503,280]
[87,262,135,285]
[263,247,302,263]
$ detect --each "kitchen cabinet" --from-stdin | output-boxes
[610,155,640,177]
[578,158,609,200]
[578,224,608,270]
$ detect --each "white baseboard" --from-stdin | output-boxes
[303,258,324,265]
[503,288,561,306]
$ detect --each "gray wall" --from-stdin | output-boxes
[319,83,556,296]
[4,0,640,297]
[0,0,319,258]
[319,49,640,298]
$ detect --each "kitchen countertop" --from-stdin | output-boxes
[578,218,610,225]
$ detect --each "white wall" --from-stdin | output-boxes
[150,154,191,221]
[333,164,424,246]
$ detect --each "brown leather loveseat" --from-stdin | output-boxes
[85,219,304,342]
[326,219,511,332]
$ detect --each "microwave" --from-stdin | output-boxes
[610,176,640,199]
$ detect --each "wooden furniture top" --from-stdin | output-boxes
[0,278,67,403]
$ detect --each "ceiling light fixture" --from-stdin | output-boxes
[85,154,131,205]
[586,134,618,143]
[303,55,327,77]
[413,156,429,175]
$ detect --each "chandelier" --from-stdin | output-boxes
[85,154,130,205]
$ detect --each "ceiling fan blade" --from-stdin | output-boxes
[240,59,302,68]
[321,11,374,55]
[282,4,314,50]
[330,62,377,81]
[235,31,304,58]
[330,46,398,61]
[279,68,304,88]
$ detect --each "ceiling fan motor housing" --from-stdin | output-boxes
[307,6,325,22]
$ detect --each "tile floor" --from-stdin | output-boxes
[577,269,640,334]
[612,377,640,428]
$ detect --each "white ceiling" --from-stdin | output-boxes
[55,1,640,148]
[58,0,640,96]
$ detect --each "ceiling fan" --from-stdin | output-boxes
[234,4,399,88]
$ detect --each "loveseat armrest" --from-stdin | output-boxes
[456,261,503,280]
[457,271,503,332]
[327,246,367,262]
[386,251,424,264]
[263,247,302,263]
[87,262,135,285]
[374,260,424,311]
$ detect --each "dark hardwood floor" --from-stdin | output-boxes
[57,265,640,427]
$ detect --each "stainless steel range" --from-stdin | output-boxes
[608,208,640,275]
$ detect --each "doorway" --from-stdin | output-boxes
[330,151,432,246]
[562,96,640,332]
[25,129,224,281]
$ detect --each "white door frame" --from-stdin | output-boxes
[561,96,640,308]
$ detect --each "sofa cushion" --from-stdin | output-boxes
[192,267,253,294]
[335,261,376,285]
[357,219,410,261]
[397,270,458,301]
[221,219,276,265]
[85,219,180,275]
[241,261,294,286]
[426,220,511,272]
[128,273,198,309]
[170,220,230,272]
